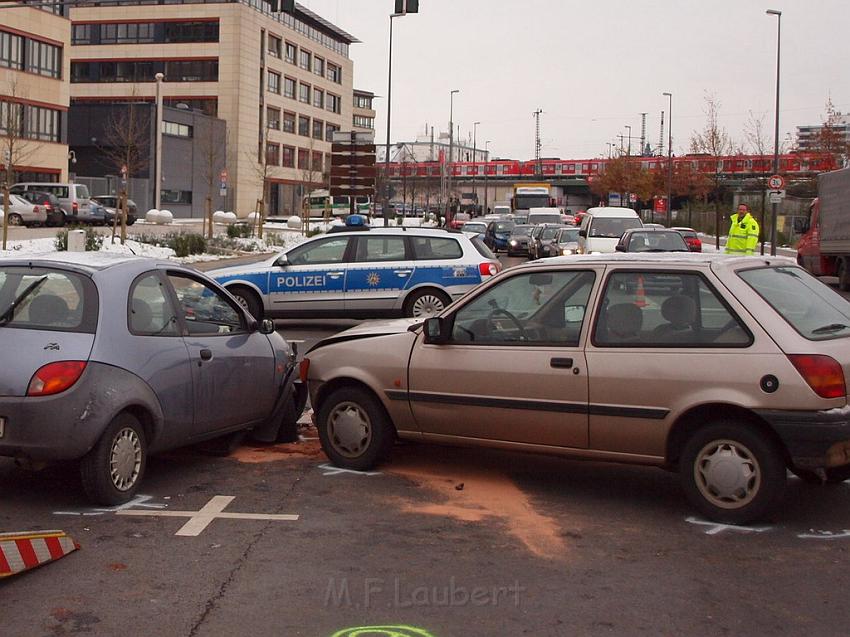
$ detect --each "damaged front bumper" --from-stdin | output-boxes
[756,407,850,470]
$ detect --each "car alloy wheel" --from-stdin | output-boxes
[693,438,761,509]
[109,427,143,491]
[327,401,373,458]
[8,213,23,226]
[407,291,449,318]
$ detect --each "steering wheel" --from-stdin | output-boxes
[487,308,527,340]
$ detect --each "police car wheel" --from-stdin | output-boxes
[405,289,451,318]
[230,286,263,320]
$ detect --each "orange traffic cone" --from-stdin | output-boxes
[634,275,648,308]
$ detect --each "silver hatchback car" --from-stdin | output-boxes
[304,254,850,523]
[0,253,305,504]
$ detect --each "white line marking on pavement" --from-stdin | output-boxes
[798,530,850,540]
[54,494,167,516]
[685,516,772,535]
[318,463,381,477]
[116,495,299,536]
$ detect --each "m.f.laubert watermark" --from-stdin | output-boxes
[324,577,524,609]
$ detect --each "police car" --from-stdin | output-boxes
[209,218,502,319]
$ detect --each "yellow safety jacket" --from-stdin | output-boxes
[726,212,760,255]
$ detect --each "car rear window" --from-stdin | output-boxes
[411,237,462,260]
[589,217,642,238]
[470,236,496,260]
[75,185,90,199]
[739,266,850,341]
[492,222,515,233]
[0,267,98,333]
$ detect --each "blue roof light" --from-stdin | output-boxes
[346,214,367,226]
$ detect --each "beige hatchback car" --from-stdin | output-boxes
[302,254,850,523]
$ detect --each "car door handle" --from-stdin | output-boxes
[200,349,213,361]
[550,357,573,369]
[394,269,412,276]
[327,271,344,278]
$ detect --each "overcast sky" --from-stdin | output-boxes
[302,0,848,160]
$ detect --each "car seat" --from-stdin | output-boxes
[652,295,697,341]
[630,235,647,251]
[130,298,155,333]
[27,294,69,326]
[603,303,643,343]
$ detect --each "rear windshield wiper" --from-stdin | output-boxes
[811,323,850,335]
[0,276,47,326]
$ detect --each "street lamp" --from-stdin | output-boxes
[625,125,632,156]
[445,89,459,223]
[663,92,673,227]
[484,140,491,215]
[383,12,407,226]
[472,121,480,213]
[767,8,782,256]
[154,72,164,210]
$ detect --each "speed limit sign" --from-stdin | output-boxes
[768,174,785,190]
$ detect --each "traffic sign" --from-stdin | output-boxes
[331,153,375,167]
[768,174,785,190]
[220,169,228,182]
[331,165,377,179]
[769,190,785,204]
[332,131,375,144]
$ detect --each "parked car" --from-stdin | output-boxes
[556,227,581,255]
[615,228,690,253]
[92,195,138,226]
[87,202,109,226]
[460,221,488,236]
[304,253,850,524]
[0,193,47,227]
[507,224,533,257]
[484,219,516,253]
[449,212,471,230]
[672,227,703,252]
[530,224,564,259]
[0,253,305,504]
[527,207,563,226]
[209,219,501,320]
[15,191,65,227]
[10,182,95,224]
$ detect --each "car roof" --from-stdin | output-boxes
[526,252,795,269]
[323,226,466,237]
[622,227,679,234]
[585,207,640,218]
[0,251,171,274]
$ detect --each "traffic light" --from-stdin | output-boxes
[268,0,295,13]
[394,0,419,14]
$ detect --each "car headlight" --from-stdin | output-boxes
[561,248,573,255]
[509,240,517,246]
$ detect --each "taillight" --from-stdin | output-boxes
[72,201,78,213]
[788,354,846,399]
[479,262,500,276]
[27,361,87,396]
[33,205,41,214]
[299,358,310,383]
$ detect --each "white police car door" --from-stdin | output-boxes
[270,235,352,313]
[345,234,415,313]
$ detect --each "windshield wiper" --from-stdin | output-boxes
[811,323,850,335]
[0,276,47,326]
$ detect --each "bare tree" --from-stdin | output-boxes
[690,92,732,249]
[812,97,849,165]
[101,100,150,244]
[198,122,227,240]
[247,123,274,239]
[1,78,37,250]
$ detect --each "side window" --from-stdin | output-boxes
[593,271,751,347]
[354,236,407,262]
[451,270,596,345]
[411,237,462,260]
[129,273,178,336]
[287,237,349,265]
[167,274,244,336]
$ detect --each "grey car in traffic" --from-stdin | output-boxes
[0,253,306,504]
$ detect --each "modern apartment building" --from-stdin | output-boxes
[0,2,70,184]
[68,0,358,216]
[796,115,850,153]
[352,88,375,134]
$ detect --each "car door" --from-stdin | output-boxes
[269,235,352,314]
[407,267,600,448]
[345,234,414,313]
[165,272,276,435]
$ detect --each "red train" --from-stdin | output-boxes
[385,152,837,179]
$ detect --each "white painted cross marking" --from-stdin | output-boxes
[318,463,381,477]
[685,516,772,536]
[54,494,167,517]
[115,495,298,536]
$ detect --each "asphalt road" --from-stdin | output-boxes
[3,251,850,637]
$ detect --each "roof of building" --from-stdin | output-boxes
[296,2,360,44]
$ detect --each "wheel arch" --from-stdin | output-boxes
[665,403,790,470]
[313,377,398,435]
[223,280,265,305]
[401,285,452,315]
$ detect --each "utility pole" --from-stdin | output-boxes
[639,113,647,156]
[659,110,665,156]
[533,109,543,177]
[625,125,632,157]
[484,140,490,216]
[445,89,459,225]
[472,121,479,214]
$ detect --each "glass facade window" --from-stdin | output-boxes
[353,115,374,129]
[312,150,323,172]
[165,59,217,82]
[282,111,295,133]
[312,119,323,140]
[268,70,281,94]
[164,97,217,116]
[297,148,309,170]
[162,121,193,137]
[282,145,295,168]
[161,189,193,205]
[101,22,156,44]
[71,24,92,45]
[267,34,282,58]
[298,115,310,137]
[0,31,61,78]
[325,123,339,142]
[267,107,280,130]
[163,21,219,43]
[299,82,310,104]
[327,63,341,83]
[0,101,61,143]
[326,93,341,114]
[313,88,324,109]
[299,49,311,71]
[73,21,219,45]
[283,76,296,99]
[285,41,296,63]
[313,56,324,77]
[354,94,372,109]
[71,59,217,83]
[0,31,23,71]
[266,142,280,166]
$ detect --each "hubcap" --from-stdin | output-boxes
[411,294,445,318]
[109,427,142,491]
[8,215,22,226]
[328,401,372,458]
[694,439,761,509]
[234,294,250,311]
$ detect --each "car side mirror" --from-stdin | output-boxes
[259,318,276,334]
[615,244,626,252]
[578,229,587,238]
[423,317,449,344]
[275,254,288,267]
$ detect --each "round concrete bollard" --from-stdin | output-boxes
[157,209,173,224]
[145,208,160,223]
[286,215,302,229]
[222,212,238,224]
[212,210,227,224]
[246,211,261,225]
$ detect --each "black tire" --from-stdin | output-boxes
[316,387,395,471]
[839,259,850,292]
[80,414,147,506]
[680,421,786,524]
[791,465,850,484]
[275,394,300,443]
[230,286,263,320]
[8,213,23,226]
[403,288,451,318]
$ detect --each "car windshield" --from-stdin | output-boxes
[589,218,643,238]
[559,228,580,243]
[739,266,850,341]
[627,231,689,252]
[461,223,487,233]
[493,221,515,233]
[511,225,532,237]
[0,267,97,333]
[541,227,559,240]
[470,235,496,259]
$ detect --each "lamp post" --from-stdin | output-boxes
[484,140,491,216]
[445,89,459,224]
[663,92,673,227]
[767,8,782,256]
[625,125,632,156]
[154,72,164,210]
[383,12,406,226]
[472,121,480,214]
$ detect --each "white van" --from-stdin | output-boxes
[10,182,94,224]
[577,207,643,254]
[527,207,564,226]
